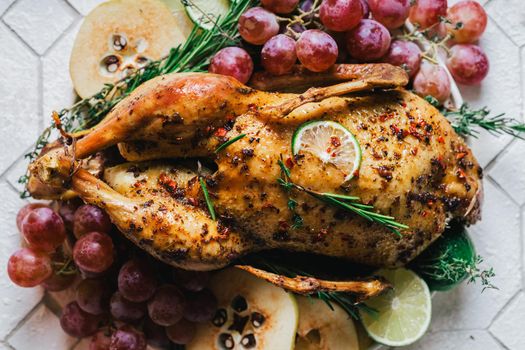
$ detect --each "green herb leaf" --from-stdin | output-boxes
[214,133,246,153]
[199,177,216,221]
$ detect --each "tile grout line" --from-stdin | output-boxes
[487,289,523,330]
[3,300,45,345]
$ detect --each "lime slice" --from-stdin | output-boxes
[292,121,362,182]
[182,0,231,30]
[161,0,195,38]
[360,268,432,347]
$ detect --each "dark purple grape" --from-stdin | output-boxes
[73,205,112,238]
[299,0,314,22]
[118,259,157,303]
[60,302,100,338]
[165,319,197,345]
[173,269,211,292]
[16,203,47,231]
[90,329,112,350]
[360,0,370,18]
[261,0,299,14]
[110,326,146,350]
[21,207,66,253]
[8,248,52,288]
[58,200,81,232]
[346,19,391,61]
[143,318,170,348]
[73,232,114,273]
[184,289,218,323]
[110,292,146,322]
[147,285,186,326]
[76,279,112,315]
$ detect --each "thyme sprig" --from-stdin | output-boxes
[277,158,408,236]
[199,177,216,221]
[19,0,256,194]
[444,104,525,139]
[416,251,497,292]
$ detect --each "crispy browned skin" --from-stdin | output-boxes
[28,65,482,269]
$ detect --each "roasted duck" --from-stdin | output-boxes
[27,64,482,273]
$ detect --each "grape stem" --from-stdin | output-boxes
[276,0,323,40]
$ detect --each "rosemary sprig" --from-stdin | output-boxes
[277,158,408,236]
[199,177,216,221]
[19,0,256,193]
[444,104,525,139]
[214,133,246,153]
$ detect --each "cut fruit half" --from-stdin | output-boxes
[70,0,186,98]
[292,121,362,182]
[160,0,198,38]
[187,267,298,350]
[183,0,231,30]
[295,296,359,350]
[360,268,431,347]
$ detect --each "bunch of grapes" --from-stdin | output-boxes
[9,201,218,349]
[209,0,490,105]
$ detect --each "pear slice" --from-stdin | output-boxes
[295,296,359,350]
[187,268,298,350]
[70,0,186,98]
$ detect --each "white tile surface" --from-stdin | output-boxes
[487,0,525,47]
[405,330,503,350]
[7,304,76,349]
[0,0,15,15]
[66,0,106,16]
[490,292,525,350]
[0,183,43,338]
[0,23,40,175]
[3,0,76,54]
[489,141,525,205]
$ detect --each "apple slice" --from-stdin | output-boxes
[70,0,186,98]
[187,267,298,350]
[295,296,359,350]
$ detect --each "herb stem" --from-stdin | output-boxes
[199,177,216,221]
[214,134,246,153]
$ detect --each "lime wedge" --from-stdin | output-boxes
[182,0,231,30]
[292,121,362,182]
[360,268,432,347]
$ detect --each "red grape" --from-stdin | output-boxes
[16,203,47,231]
[110,292,146,322]
[382,39,422,78]
[172,269,211,292]
[183,289,218,323]
[261,34,297,76]
[238,7,279,45]
[147,285,186,326]
[299,0,315,22]
[42,269,76,292]
[60,301,100,338]
[76,279,112,315]
[21,207,66,253]
[413,61,451,104]
[447,1,487,44]
[7,248,52,287]
[110,326,147,350]
[261,0,299,14]
[143,318,170,348]
[58,200,81,232]
[447,44,489,85]
[90,329,112,350]
[360,0,370,18]
[319,0,363,32]
[165,319,197,345]
[409,0,447,29]
[368,0,410,29]
[118,259,157,303]
[346,19,391,61]
[296,30,338,72]
[74,205,112,238]
[209,47,254,84]
[73,232,114,273]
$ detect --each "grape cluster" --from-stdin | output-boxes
[208,0,490,105]
[9,201,217,349]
